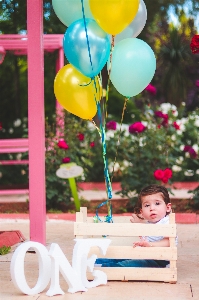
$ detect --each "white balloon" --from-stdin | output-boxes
[114,0,147,43]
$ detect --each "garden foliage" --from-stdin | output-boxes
[0,102,199,209]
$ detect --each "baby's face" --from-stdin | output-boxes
[140,192,171,223]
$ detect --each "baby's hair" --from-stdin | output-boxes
[134,184,171,218]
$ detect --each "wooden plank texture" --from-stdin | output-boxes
[86,216,132,223]
[89,246,177,260]
[75,209,177,283]
[87,267,177,282]
[74,222,176,237]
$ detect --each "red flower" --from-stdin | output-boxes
[164,168,172,179]
[162,113,168,120]
[0,122,2,130]
[162,176,169,184]
[129,122,146,134]
[161,118,168,127]
[145,84,157,95]
[190,35,199,54]
[154,169,164,180]
[155,111,168,127]
[173,121,180,130]
[106,120,117,130]
[90,142,95,148]
[57,139,69,149]
[154,168,172,183]
[62,157,70,163]
[155,111,168,120]
[77,133,84,141]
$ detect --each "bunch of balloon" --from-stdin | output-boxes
[52,0,156,219]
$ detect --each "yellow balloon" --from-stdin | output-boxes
[89,0,140,35]
[54,64,102,120]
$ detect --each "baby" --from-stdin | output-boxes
[95,184,177,268]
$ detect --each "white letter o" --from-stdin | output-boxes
[10,241,51,295]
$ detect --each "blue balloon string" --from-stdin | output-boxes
[81,0,112,223]
[94,200,113,223]
[80,0,93,73]
[97,101,112,200]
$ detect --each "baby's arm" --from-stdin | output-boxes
[133,237,170,248]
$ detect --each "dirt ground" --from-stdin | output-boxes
[0,220,199,299]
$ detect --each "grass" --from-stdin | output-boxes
[0,245,11,255]
[47,209,63,214]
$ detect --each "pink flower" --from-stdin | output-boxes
[183,145,191,152]
[77,133,84,141]
[57,139,69,150]
[90,142,95,148]
[183,145,197,157]
[161,118,168,127]
[62,157,70,163]
[189,148,197,158]
[155,111,164,118]
[173,121,180,130]
[162,113,168,120]
[106,120,117,130]
[155,111,168,125]
[145,84,157,95]
[195,80,199,87]
[129,122,146,134]
[154,169,164,180]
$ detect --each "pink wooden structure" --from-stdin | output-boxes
[0,0,64,244]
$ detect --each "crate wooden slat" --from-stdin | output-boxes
[86,216,136,223]
[75,207,177,283]
[74,222,176,237]
[87,267,177,282]
[88,246,177,260]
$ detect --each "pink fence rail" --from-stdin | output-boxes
[0,138,29,195]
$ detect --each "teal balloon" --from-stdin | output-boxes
[63,18,111,78]
[110,38,156,97]
[52,0,93,27]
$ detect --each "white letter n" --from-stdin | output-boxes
[46,243,87,296]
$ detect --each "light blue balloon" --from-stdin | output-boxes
[52,0,93,27]
[110,38,156,97]
[63,18,111,78]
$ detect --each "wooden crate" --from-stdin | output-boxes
[74,207,177,283]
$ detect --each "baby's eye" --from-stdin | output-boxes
[155,202,160,205]
[145,204,150,207]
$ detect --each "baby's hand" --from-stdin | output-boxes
[133,240,151,248]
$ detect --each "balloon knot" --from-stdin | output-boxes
[79,79,92,86]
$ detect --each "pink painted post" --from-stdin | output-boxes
[27,0,46,244]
